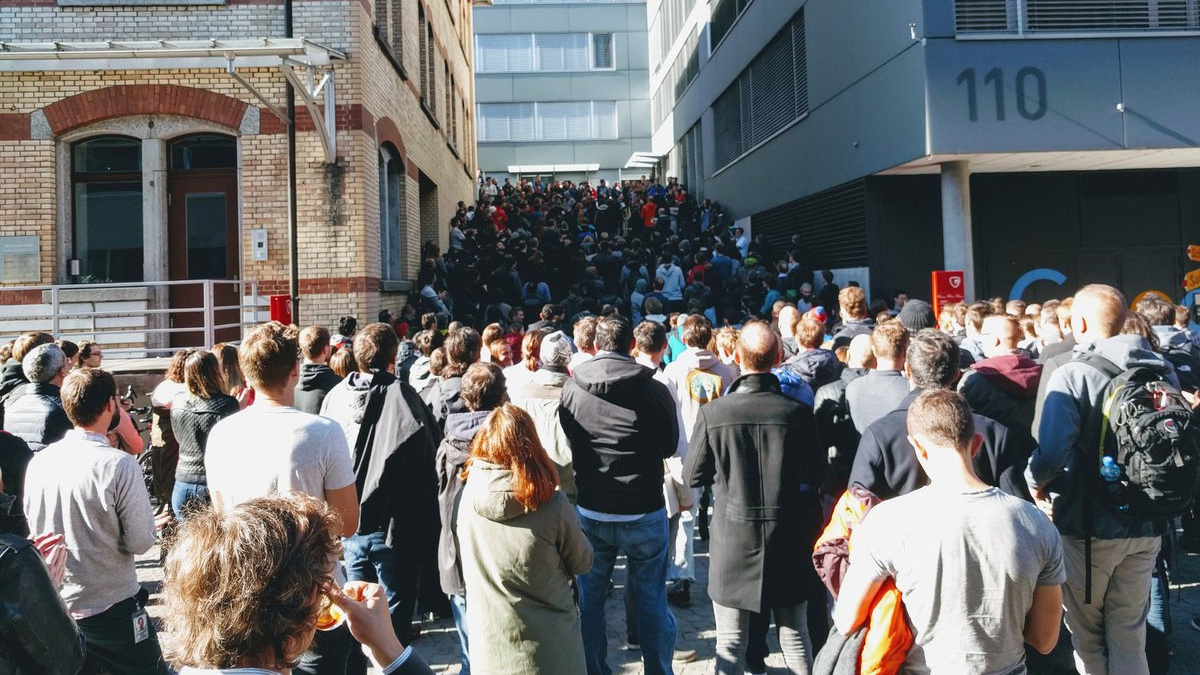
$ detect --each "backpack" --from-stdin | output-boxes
[1079,353,1200,522]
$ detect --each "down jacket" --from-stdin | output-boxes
[2,384,70,453]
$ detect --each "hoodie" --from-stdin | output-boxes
[662,347,738,447]
[774,348,842,406]
[1029,334,1174,540]
[293,363,342,415]
[958,353,1042,436]
[559,353,679,515]
[1152,324,1200,391]
[437,410,490,597]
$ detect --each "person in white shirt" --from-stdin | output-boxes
[24,367,165,675]
[204,321,362,675]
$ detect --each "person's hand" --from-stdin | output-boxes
[31,533,67,589]
[328,581,404,668]
[1033,488,1054,520]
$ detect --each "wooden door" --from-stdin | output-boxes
[167,170,239,347]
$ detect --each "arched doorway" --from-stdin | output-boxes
[167,134,239,346]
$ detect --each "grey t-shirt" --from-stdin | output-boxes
[205,404,356,508]
[851,486,1065,675]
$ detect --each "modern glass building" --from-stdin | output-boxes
[473,0,653,184]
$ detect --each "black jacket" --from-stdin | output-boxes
[0,433,32,536]
[293,363,342,415]
[684,373,824,613]
[813,368,868,496]
[172,394,240,485]
[0,534,86,675]
[829,318,875,350]
[350,371,442,545]
[559,353,679,515]
[849,389,1034,502]
[436,410,488,597]
[2,384,69,453]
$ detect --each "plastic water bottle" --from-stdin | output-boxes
[1100,457,1129,511]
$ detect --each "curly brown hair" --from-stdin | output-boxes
[162,494,342,670]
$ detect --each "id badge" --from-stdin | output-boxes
[132,609,151,644]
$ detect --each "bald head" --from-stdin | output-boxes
[847,334,876,369]
[1074,284,1126,345]
[778,306,801,338]
[981,314,1021,358]
[735,321,781,373]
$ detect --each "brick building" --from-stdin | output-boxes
[0,0,478,344]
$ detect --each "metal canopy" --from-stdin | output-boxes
[0,38,345,162]
[624,151,661,169]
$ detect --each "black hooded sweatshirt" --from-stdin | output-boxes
[558,353,679,515]
[293,363,343,415]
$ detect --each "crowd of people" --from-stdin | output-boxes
[1,174,1199,675]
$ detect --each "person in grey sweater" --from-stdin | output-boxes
[23,368,165,675]
[845,321,911,434]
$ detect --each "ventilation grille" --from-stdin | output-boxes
[752,180,868,269]
[955,0,1200,34]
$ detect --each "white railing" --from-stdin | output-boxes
[956,0,1200,36]
[0,279,267,358]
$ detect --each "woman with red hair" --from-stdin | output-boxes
[456,403,592,674]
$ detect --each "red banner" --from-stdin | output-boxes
[932,270,965,318]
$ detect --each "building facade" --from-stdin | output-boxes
[651,0,1200,305]
[473,0,651,185]
[0,0,477,347]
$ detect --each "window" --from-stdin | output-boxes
[474,33,616,72]
[73,136,144,283]
[379,145,404,281]
[651,29,699,128]
[955,0,1200,34]
[419,6,436,115]
[592,33,614,69]
[374,0,402,68]
[476,101,618,142]
[709,0,753,52]
[712,9,807,170]
[651,0,697,70]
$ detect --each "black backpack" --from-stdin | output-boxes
[1080,353,1200,521]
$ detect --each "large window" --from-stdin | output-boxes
[73,136,144,283]
[477,101,618,142]
[475,33,616,73]
[379,145,404,281]
[713,10,807,170]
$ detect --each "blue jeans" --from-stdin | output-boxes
[343,531,416,643]
[578,509,676,675]
[170,480,209,520]
[449,594,471,675]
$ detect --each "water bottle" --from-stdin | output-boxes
[1100,456,1130,512]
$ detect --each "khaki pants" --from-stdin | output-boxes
[1061,535,1160,675]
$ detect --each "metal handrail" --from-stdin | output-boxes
[0,279,266,352]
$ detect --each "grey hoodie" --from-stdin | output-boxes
[436,410,490,597]
[1029,334,1176,539]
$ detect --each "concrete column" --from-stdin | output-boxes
[940,160,975,301]
[142,138,169,354]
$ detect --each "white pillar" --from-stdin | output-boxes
[940,160,975,301]
[143,138,169,353]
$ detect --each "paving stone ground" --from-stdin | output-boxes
[138,525,1200,674]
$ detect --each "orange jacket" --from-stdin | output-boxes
[813,488,912,675]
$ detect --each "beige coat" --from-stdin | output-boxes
[457,460,593,675]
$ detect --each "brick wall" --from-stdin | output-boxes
[0,0,477,332]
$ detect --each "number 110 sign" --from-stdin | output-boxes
[957,67,1048,122]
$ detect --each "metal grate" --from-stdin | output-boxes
[752,180,868,269]
[956,0,1200,34]
[711,9,808,171]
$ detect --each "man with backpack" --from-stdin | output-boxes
[1136,294,1200,394]
[1029,284,1193,675]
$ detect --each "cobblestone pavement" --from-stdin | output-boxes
[139,528,1200,674]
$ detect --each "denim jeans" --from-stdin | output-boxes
[578,508,676,675]
[170,480,209,520]
[668,504,695,583]
[713,601,812,675]
[343,530,418,643]
[76,597,168,675]
[1147,542,1171,675]
[449,594,471,675]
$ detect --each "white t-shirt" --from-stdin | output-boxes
[850,486,1065,675]
[204,404,356,508]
